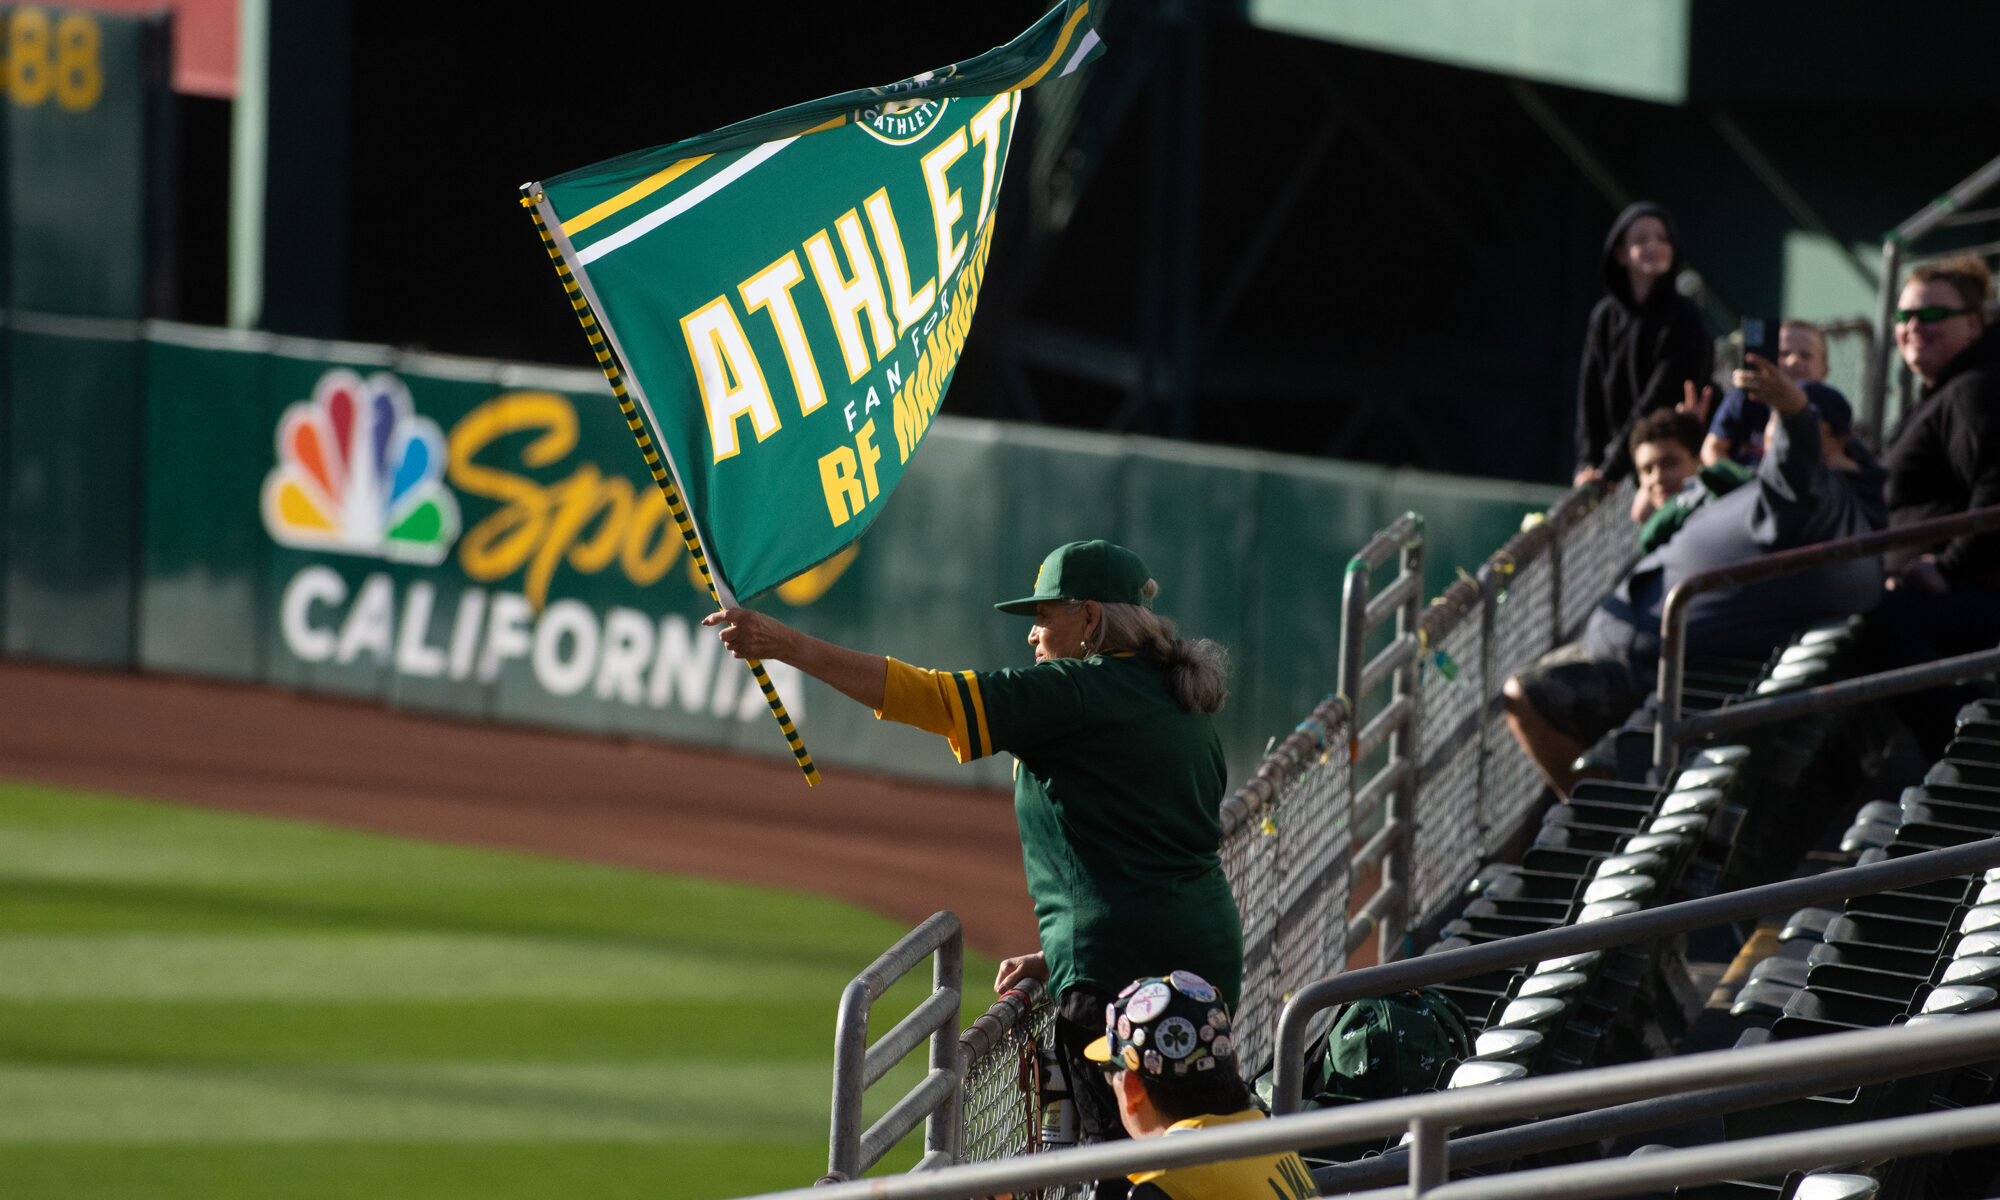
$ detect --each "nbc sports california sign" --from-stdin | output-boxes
[256,363,847,730]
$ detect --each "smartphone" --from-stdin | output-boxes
[1740,316,1781,368]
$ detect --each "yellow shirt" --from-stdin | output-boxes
[1127,1110,1317,1200]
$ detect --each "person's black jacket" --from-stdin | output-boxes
[1575,202,1714,482]
[1884,322,2000,586]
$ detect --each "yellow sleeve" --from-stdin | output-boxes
[875,657,994,763]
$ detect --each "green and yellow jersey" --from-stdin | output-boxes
[877,652,1242,1006]
[1128,1110,1318,1200]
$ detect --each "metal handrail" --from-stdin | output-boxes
[1269,836,2000,1115]
[1862,151,2000,441]
[739,1004,2000,1200]
[1340,511,1426,964]
[828,910,965,1180]
[1653,504,2000,771]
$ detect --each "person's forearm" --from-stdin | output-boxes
[776,633,889,710]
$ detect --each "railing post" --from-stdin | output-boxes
[1863,236,1904,446]
[1548,499,1567,652]
[829,979,873,1181]
[1475,564,1499,853]
[927,927,965,1164]
[1408,1116,1449,1197]
[1381,522,1423,965]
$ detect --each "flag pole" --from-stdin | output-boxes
[519,186,821,787]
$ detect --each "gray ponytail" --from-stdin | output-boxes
[1089,581,1229,713]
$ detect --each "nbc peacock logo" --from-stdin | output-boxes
[260,369,461,565]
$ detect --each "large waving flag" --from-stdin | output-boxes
[520,2,1102,783]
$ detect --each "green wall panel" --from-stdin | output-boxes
[3,7,163,317]
[4,318,142,663]
[139,333,271,679]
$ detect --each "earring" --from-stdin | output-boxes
[1079,641,1090,655]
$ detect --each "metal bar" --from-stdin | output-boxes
[1353,695,1416,764]
[1359,632,1419,700]
[857,1069,959,1173]
[1352,515,1423,573]
[1384,530,1424,962]
[738,1009,2000,1200]
[864,988,962,1090]
[1409,1117,1448,1198]
[1316,1055,1979,1191]
[1892,151,2000,243]
[1412,1103,2000,1200]
[1653,505,2000,770]
[1271,837,2000,1115]
[1863,237,1903,444]
[1366,569,1422,630]
[1353,819,1406,871]
[1353,758,1414,824]
[1676,647,2000,743]
[956,982,1041,1068]
[1936,205,2000,227]
[926,928,964,1164]
[1909,234,2000,265]
[1348,881,1405,957]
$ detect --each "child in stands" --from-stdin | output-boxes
[1085,971,1316,1200]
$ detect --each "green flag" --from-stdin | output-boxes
[522,1,1102,605]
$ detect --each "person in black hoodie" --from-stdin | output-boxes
[1574,202,1715,486]
[1863,255,2000,755]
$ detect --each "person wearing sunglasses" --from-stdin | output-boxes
[1864,255,2000,756]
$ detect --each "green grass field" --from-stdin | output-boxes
[0,778,997,1199]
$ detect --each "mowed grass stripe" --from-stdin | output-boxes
[0,999,834,1063]
[0,933,854,999]
[0,1142,835,1200]
[0,1061,854,1141]
[0,780,992,1195]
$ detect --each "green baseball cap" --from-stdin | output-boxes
[994,540,1154,615]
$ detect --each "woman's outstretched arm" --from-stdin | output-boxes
[703,607,888,710]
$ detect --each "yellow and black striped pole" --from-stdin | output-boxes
[519,188,821,786]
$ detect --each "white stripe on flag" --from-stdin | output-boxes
[576,137,798,265]
[1060,29,1100,77]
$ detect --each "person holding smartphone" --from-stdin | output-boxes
[1702,319,1839,467]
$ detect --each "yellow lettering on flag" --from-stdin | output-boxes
[805,210,896,383]
[740,251,828,417]
[681,296,781,461]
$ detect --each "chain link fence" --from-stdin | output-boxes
[945,479,1636,1170]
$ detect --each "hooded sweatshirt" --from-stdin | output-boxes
[1884,322,2000,586]
[1575,202,1715,482]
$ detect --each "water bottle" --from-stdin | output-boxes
[1038,1044,1077,1148]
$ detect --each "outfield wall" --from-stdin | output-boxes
[1,313,1561,786]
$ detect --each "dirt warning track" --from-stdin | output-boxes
[0,658,1038,958]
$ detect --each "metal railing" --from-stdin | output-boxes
[1653,504,2000,771]
[1862,151,2000,444]
[827,911,966,1180]
[1266,837,2000,1116]
[1340,512,1426,966]
[747,959,2000,1199]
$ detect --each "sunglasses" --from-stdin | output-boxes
[1895,304,1974,325]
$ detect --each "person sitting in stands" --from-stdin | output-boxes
[1629,409,1710,531]
[1506,353,1887,797]
[1702,320,1837,467]
[1863,256,2000,755]
[1085,971,1316,1200]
